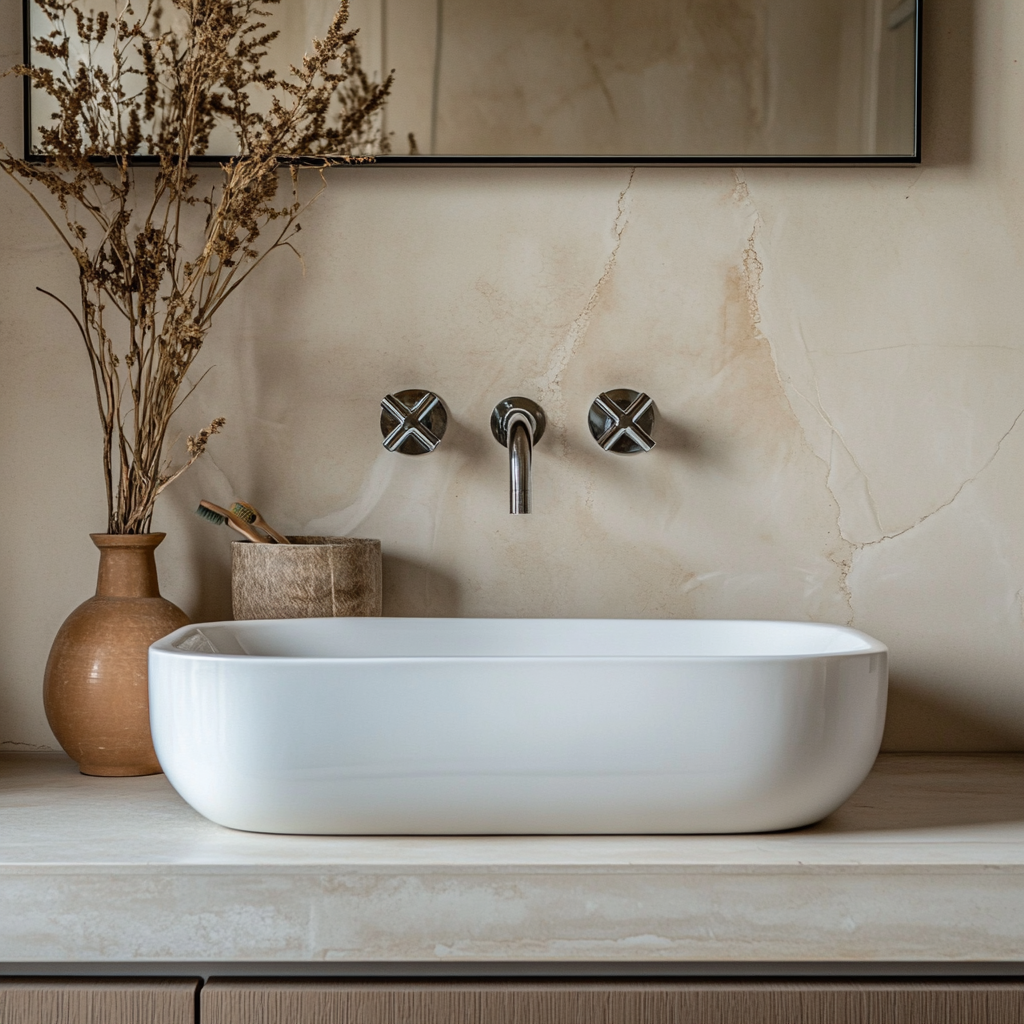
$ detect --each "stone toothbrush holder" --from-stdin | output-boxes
[231,537,382,619]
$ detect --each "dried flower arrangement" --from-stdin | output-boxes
[0,0,392,533]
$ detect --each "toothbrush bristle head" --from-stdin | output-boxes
[230,501,257,525]
[195,504,227,526]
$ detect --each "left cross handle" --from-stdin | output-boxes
[380,389,449,455]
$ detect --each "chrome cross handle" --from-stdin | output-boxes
[588,389,656,454]
[380,390,449,454]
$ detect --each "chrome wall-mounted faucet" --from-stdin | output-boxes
[491,397,546,514]
[380,390,448,454]
[588,389,656,454]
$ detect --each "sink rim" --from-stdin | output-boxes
[152,617,888,663]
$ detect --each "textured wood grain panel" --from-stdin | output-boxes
[0,978,198,1024]
[201,980,1024,1024]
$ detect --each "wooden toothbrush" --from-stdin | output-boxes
[230,501,291,544]
[195,500,270,543]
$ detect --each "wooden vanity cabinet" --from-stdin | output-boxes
[0,978,198,1024]
[3,977,1021,1022]
[201,979,1024,1024]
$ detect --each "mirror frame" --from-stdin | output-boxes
[21,0,923,166]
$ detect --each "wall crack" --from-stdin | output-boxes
[735,172,857,618]
[858,404,1024,550]
[538,168,636,413]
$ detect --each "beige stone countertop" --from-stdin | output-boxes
[1,752,1023,964]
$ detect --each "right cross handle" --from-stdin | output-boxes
[588,389,657,454]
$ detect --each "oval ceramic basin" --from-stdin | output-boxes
[149,618,887,835]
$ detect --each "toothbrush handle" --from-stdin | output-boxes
[257,519,290,545]
[225,516,269,544]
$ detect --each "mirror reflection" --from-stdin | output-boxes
[26,0,919,161]
[380,0,918,157]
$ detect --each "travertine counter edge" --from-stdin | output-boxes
[2,752,1023,963]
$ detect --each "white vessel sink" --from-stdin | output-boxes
[149,618,887,835]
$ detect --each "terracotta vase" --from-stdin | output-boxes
[43,533,190,777]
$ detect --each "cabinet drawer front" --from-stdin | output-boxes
[0,979,198,1024]
[202,980,1024,1024]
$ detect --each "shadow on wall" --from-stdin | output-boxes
[923,0,975,166]
[883,674,1024,751]
[434,407,496,464]
[185,536,234,624]
[655,415,709,461]
[383,554,461,616]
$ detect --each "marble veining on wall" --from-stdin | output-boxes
[0,0,1022,753]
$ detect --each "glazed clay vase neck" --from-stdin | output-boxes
[43,533,190,777]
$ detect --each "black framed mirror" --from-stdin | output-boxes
[23,0,921,165]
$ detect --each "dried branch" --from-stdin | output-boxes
[1,0,393,532]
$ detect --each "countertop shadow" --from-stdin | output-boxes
[809,754,1024,834]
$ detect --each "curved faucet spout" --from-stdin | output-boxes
[506,411,534,514]
[490,397,547,516]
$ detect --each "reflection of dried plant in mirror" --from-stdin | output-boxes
[0,0,392,533]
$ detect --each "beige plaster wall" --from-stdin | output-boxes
[1,0,1022,752]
